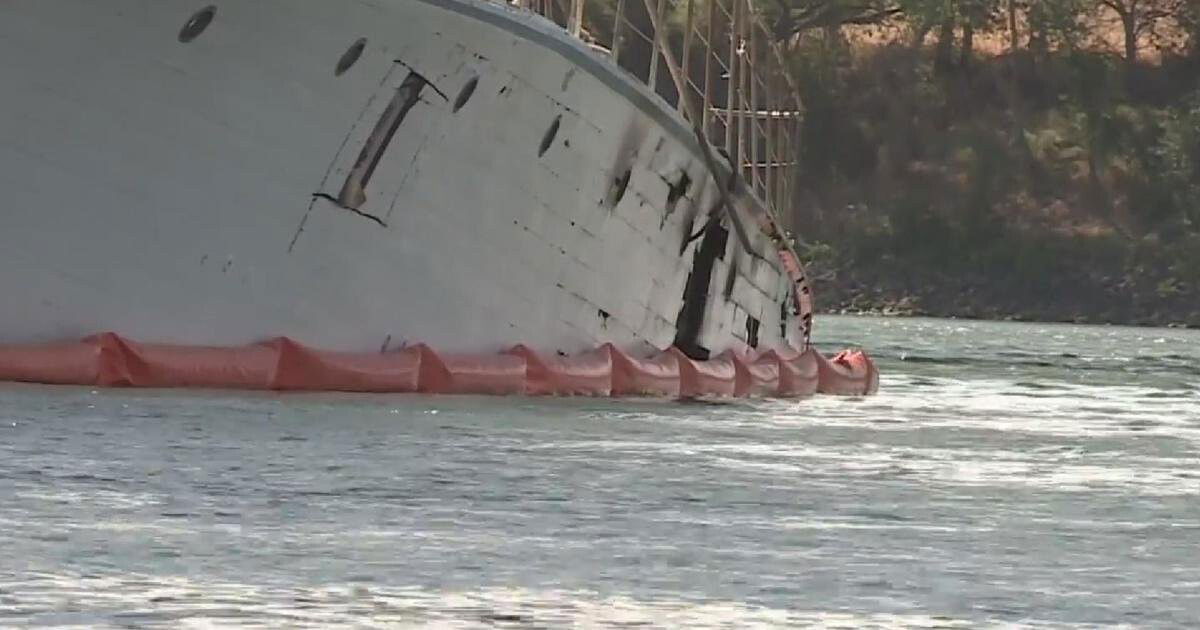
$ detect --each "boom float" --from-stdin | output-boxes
[0,334,878,397]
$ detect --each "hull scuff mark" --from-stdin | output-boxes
[391,59,449,101]
[337,71,429,208]
[673,218,730,360]
[312,193,388,227]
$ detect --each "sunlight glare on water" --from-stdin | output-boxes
[1,316,1198,628]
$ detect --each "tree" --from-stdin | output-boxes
[1095,0,1190,65]
[1182,2,1200,56]
[1020,0,1090,57]
[958,0,1003,69]
[895,0,1006,73]
[768,0,903,41]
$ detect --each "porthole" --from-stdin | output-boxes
[335,38,367,76]
[178,5,217,43]
[538,115,562,157]
[453,76,479,112]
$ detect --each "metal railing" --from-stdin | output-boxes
[509,0,802,226]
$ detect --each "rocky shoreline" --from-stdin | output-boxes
[813,268,1200,329]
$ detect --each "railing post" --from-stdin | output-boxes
[725,0,739,157]
[568,0,584,37]
[702,0,717,137]
[749,15,759,195]
[648,0,668,94]
[783,121,794,223]
[736,0,747,184]
[773,121,783,216]
[680,0,695,114]
[642,0,696,121]
[611,0,626,64]
[764,67,776,209]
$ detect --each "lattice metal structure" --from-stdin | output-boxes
[513,0,803,228]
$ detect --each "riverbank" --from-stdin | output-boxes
[814,264,1200,328]
[786,40,1199,331]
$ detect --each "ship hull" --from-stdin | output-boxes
[0,0,802,356]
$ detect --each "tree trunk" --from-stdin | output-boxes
[934,17,956,75]
[824,24,846,56]
[1028,3,1047,60]
[912,22,933,47]
[961,20,975,71]
[1008,0,1018,53]
[1121,12,1138,66]
[1085,114,1133,240]
[1004,0,1026,153]
[1186,10,1199,59]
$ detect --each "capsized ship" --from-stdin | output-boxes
[0,0,877,396]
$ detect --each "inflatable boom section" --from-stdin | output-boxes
[0,334,878,398]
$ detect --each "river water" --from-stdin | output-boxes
[1,316,1197,628]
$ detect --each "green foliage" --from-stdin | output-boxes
[1028,0,1090,50]
[768,0,901,38]
[789,17,1199,322]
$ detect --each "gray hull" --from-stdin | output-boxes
[0,0,803,356]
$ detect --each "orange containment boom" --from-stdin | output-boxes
[0,334,878,398]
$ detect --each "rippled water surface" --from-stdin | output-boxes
[2,316,1198,628]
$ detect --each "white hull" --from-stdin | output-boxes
[0,0,804,356]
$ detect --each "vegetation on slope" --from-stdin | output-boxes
[778,1,1200,326]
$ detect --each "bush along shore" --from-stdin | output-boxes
[784,14,1198,328]
[812,262,1200,328]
